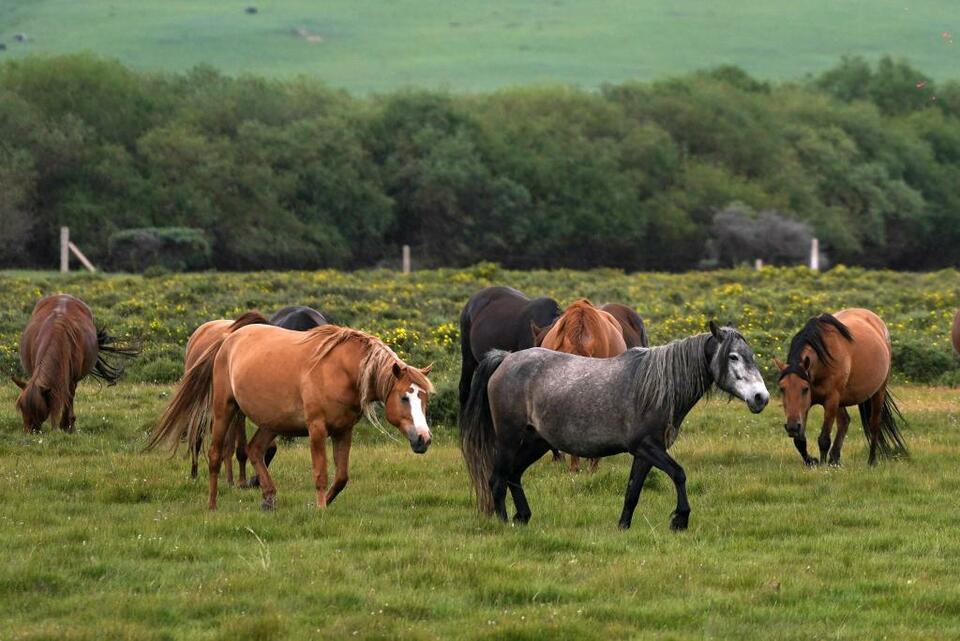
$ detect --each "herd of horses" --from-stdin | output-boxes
[10,284,919,530]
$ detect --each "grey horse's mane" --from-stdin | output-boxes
[631,333,714,425]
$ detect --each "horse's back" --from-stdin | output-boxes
[464,287,559,356]
[184,320,233,371]
[21,294,97,373]
[833,308,891,401]
[270,306,327,331]
[600,303,648,348]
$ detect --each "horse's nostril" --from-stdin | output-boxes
[754,393,764,405]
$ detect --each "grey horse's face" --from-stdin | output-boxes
[708,322,769,414]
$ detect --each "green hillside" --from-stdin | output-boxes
[1,0,957,91]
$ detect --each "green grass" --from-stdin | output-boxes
[3,382,960,640]
[1,1,958,91]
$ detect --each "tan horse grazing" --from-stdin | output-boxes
[13,294,138,432]
[147,321,434,511]
[535,299,628,472]
[951,310,960,355]
[183,317,266,484]
[775,309,907,467]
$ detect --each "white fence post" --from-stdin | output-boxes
[754,258,763,271]
[810,238,819,271]
[60,227,69,273]
[402,244,411,274]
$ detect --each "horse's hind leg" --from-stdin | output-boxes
[508,438,551,524]
[867,389,886,466]
[637,437,690,531]
[247,427,280,510]
[489,423,523,522]
[307,419,329,508]
[207,403,235,511]
[60,382,78,433]
[618,455,653,530]
[829,407,851,466]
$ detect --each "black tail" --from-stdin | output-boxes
[92,328,142,385]
[858,393,908,460]
[459,349,508,515]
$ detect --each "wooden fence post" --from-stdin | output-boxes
[402,245,411,274]
[810,238,819,271]
[60,227,70,273]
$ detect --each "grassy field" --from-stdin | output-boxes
[2,268,960,638]
[3,382,960,640]
[0,1,958,91]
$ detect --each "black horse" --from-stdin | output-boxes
[269,305,329,331]
[458,287,561,412]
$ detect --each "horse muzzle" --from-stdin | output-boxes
[747,391,769,414]
[408,430,431,454]
[784,422,803,438]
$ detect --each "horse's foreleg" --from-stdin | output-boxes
[818,398,839,464]
[618,455,653,530]
[325,430,353,506]
[638,438,690,531]
[793,436,817,467]
[587,457,600,473]
[568,454,580,473]
[829,407,851,466]
[60,382,78,433]
[307,420,329,508]
[247,427,279,510]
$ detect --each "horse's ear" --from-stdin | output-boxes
[802,355,811,371]
[392,363,404,379]
[773,358,786,372]
[709,320,722,340]
[11,376,26,390]
[419,363,433,376]
[530,321,544,345]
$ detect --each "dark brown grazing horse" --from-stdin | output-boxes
[13,294,138,432]
[599,303,649,348]
[147,318,434,511]
[459,287,561,413]
[535,299,628,472]
[776,309,906,466]
[183,306,329,484]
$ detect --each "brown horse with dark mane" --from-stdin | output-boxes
[776,309,906,466]
[598,303,649,349]
[147,317,434,511]
[535,299,628,472]
[13,294,138,433]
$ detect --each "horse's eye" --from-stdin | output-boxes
[728,354,739,362]
[801,387,809,395]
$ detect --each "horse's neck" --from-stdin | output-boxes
[637,335,713,426]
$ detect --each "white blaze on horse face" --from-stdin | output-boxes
[407,384,430,438]
[730,354,769,408]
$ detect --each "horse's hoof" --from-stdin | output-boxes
[669,512,689,531]
[617,520,632,530]
[513,513,530,525]
[261,497,276,511]
[246,475,261,488]
[804,458,819,468]
[829,460,842,468]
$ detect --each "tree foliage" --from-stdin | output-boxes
[1,54,958,271]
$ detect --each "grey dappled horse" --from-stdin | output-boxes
[460,322,769,531]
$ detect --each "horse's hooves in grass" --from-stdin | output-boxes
[804,458,819,468]
[513,514,530,525]
[617,520,631,530]
[829,460,842,468]
[261,497,276,511]
[246,475,261,488]
[669,512,689,531]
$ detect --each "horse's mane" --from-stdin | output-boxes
[629,333,714,427]
[548,299,606,354]
[298,325,434,425]
[786,314,853,369]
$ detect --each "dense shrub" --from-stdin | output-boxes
[1,54,960,271]
[108,227,211,272]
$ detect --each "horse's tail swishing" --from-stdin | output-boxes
[858,392,908,461]
[145,311,267,458]
[92,328,142,384]
[460,349,508,515]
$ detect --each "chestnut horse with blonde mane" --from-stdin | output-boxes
[183,306,329,484]
[13,294,138,432]
[535,299,628,472]
[776,309,906,466]
[147,317,434,511]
